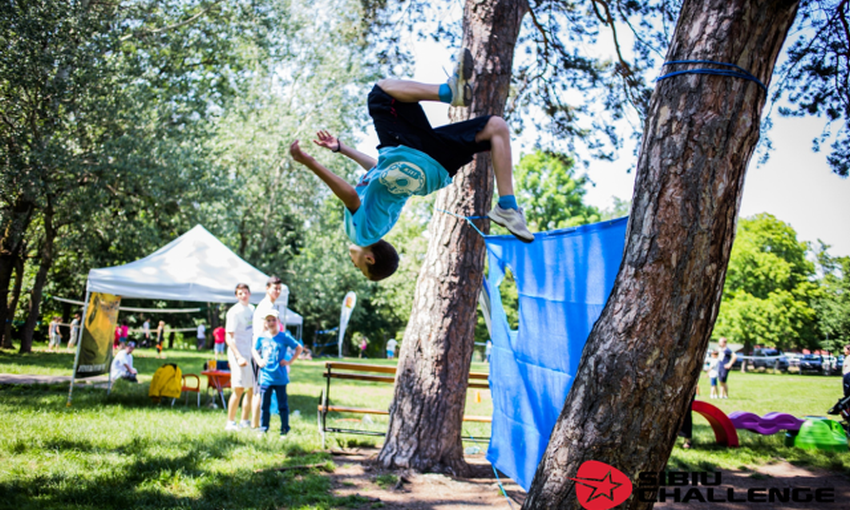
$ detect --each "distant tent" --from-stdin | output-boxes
[85,225,302,327]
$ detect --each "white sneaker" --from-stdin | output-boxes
[488,205,535,243]
[224,421,239,432]
[239,420,252,430]
[447,48,473,107]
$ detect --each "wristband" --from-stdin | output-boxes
[332,140,341,153]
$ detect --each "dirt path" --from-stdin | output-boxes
[0,373,109,387]
[328,448,849,509]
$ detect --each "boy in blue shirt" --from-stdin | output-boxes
[251,310,303,436]
[289,49,534,282]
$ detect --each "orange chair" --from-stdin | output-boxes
[176,374,201,408]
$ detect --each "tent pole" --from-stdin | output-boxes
[66,289,90,407]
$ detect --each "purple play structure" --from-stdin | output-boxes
[728,411,805,435]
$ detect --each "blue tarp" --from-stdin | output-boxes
[484,217,628,490]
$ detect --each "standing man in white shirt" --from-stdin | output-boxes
[224,283,256,431]
[250,275,289,429]
[196,322,206,350]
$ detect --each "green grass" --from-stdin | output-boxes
[669,371,850,473]
[1,344,848,509]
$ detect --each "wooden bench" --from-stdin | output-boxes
[317,361,491,447]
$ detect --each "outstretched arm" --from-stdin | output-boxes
[290,140,361,212]
[313,130,377,171]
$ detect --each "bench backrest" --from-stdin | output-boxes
[324,361,489,389]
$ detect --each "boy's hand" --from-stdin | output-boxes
[313,130,339,152]
[289,140,314,165]
[257,360,266,368]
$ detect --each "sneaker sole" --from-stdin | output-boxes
[488,215,535,243]
[455,49,474,107]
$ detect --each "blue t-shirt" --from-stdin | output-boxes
[344,145,452,246]
[254,331,302,386]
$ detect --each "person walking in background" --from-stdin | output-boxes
[119,320,129,349]
[47,316,62,352]
[386,338,398,359]
[196,322,206,350]
[717,337,737,399]
[252,310,303,436]
[842,344,850,397]
[706,350,720,399]
[225,283,256,432]
[142,318,151,347]
[155,320,166,359]
[213,325,226,359]
[251,275,288,429]
[359,337,368,358]
[66,313,81,352]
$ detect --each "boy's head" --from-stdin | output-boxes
[263,310,280,335]
[711,350,719,357]
[266,275,283,301]
[234,283,251,304]
[349,240,398,281]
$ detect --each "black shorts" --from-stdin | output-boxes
[717,369,729,383]
[368,85,492,176]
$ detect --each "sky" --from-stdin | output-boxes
[355,40,850,257]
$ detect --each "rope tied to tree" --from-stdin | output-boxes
[656,60,767,92]
[436,208,488,238]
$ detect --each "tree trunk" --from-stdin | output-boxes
[2,251,26,349]
[523,0,799,507]
[0,199,35,348]
[20,202,56,353]
[377,0,527,475]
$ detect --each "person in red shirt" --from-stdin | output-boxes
[213,326,226,359]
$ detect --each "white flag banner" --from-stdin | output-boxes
[338,292,357,358]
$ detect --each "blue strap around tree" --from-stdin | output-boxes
[657,60,767,92]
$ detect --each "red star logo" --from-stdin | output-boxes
[571,460,633,510]
[571,470,623,502]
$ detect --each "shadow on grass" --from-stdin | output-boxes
[0,434,371,510]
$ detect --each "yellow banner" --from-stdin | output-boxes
[75,292,121,378]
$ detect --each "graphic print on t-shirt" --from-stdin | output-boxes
[378,161,425,195]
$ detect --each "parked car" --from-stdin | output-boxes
[731,348,789,372]
[799,354,825,374]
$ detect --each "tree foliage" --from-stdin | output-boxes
[512,150,601,231]
[714,214,820,351]
[815,245,850,351]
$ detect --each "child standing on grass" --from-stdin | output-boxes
[706,350,720,399]
[289,49,534,282]
[47,316,62,352]
[252,310,303,436]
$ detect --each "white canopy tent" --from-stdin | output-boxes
[85,224,302,332]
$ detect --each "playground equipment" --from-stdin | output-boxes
[728,411,804,435]
[691,400,739,447]
[785,417,848,453]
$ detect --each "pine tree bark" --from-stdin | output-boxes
[377,0,527,475]
[523,0,799,507]
[20,201,56,353]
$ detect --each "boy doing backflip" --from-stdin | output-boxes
[290,50,534,282]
